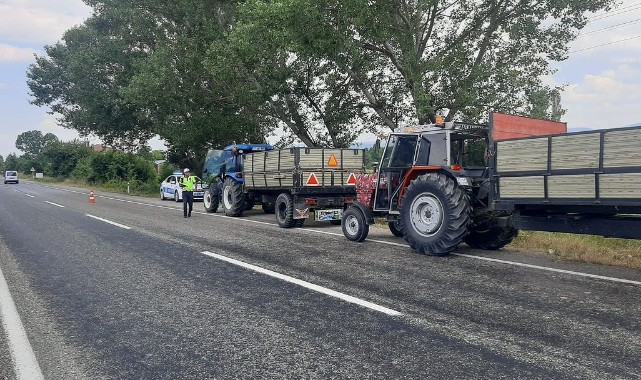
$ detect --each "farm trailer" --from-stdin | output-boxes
[202,144,365,228]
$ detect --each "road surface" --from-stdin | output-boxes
[1,182,640,379]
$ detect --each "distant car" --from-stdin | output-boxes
[160,173,204,202]
[4,171,18,184]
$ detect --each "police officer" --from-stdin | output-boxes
[179,168,198,218]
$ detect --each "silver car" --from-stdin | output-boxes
[4,171,18,184]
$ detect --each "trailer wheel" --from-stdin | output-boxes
[388,220,404,237]
[262,203,275,214]
[464,226,518,250]
[294,218,306,228]
[275,193,296,228]
[222,177,245,217]
[401,173,470,256]
[245,197,256,211]
[342,206,369,242]
[203,187,219,213]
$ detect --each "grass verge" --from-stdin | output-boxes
[510,231,641,270]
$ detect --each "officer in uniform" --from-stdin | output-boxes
[179,168,198,218]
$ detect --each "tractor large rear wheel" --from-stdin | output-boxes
[464,226,518,250]
[222,177,245,217]
[400,173,470,256]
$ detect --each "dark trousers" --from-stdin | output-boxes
[183,191,194,216]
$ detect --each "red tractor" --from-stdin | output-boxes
[343,120,516,255]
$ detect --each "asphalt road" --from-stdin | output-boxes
[1,181,640,379]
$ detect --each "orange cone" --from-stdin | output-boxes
[89,190,96,204]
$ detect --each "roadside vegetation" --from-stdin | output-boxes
[1,131,178,197]
[510,231,641,270]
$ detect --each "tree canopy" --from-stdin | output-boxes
[28,0,614,159]
[15,130,59,158]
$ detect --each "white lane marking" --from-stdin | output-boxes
[32,183,641,286]
[452,253,641,286]
[202,251,402,316]
[86,214,131,230]
[24,194,35,198]
[0,266,45,380]
[44,201,65,208]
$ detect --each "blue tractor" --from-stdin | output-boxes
[201,144,274,216]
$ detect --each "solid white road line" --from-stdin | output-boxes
[0,266,45,380]
[202,251,402,316]
[453,253,641,286]
[44,201,65,208]
[86,214,131,230]
[31,183,641,286]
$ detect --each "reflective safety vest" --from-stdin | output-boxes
[180,175,197,191]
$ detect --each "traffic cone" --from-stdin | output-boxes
[89,190,96,204]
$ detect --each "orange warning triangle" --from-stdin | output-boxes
[306,173,319,186]
[346,172,357,185]
[327,154,338,167]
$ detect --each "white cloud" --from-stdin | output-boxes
[0,43,36,62]
[562,65,641,129]
[0,3,90,45]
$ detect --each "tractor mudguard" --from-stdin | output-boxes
[346,201,375,225]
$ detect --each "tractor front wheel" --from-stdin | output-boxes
[400,173,470,255]
[388,220,404,237]
[203,187,219,213]
[222,177,245,217]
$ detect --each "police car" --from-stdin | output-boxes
[160,171,204,202]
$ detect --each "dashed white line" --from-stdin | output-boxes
[0,266,45,380]
[201,251,402,316]
[86,214,131,230]
[23,194,35,198]
[44,201,65,208]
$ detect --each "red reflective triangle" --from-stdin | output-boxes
[346,172,357,185]
[306,173,319,186]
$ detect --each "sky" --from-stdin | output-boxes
[1,1,641,158]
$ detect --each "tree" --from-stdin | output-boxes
[41,140,92,177]
[15,130,58,159]
[258,0,613,126]
[28,0,268,165]
[27,10,155,150]
[4,154,19,172]
[0,155,4,171]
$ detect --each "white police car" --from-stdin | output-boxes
[160,172,204,202]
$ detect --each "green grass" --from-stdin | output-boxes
[510,231,641,270]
